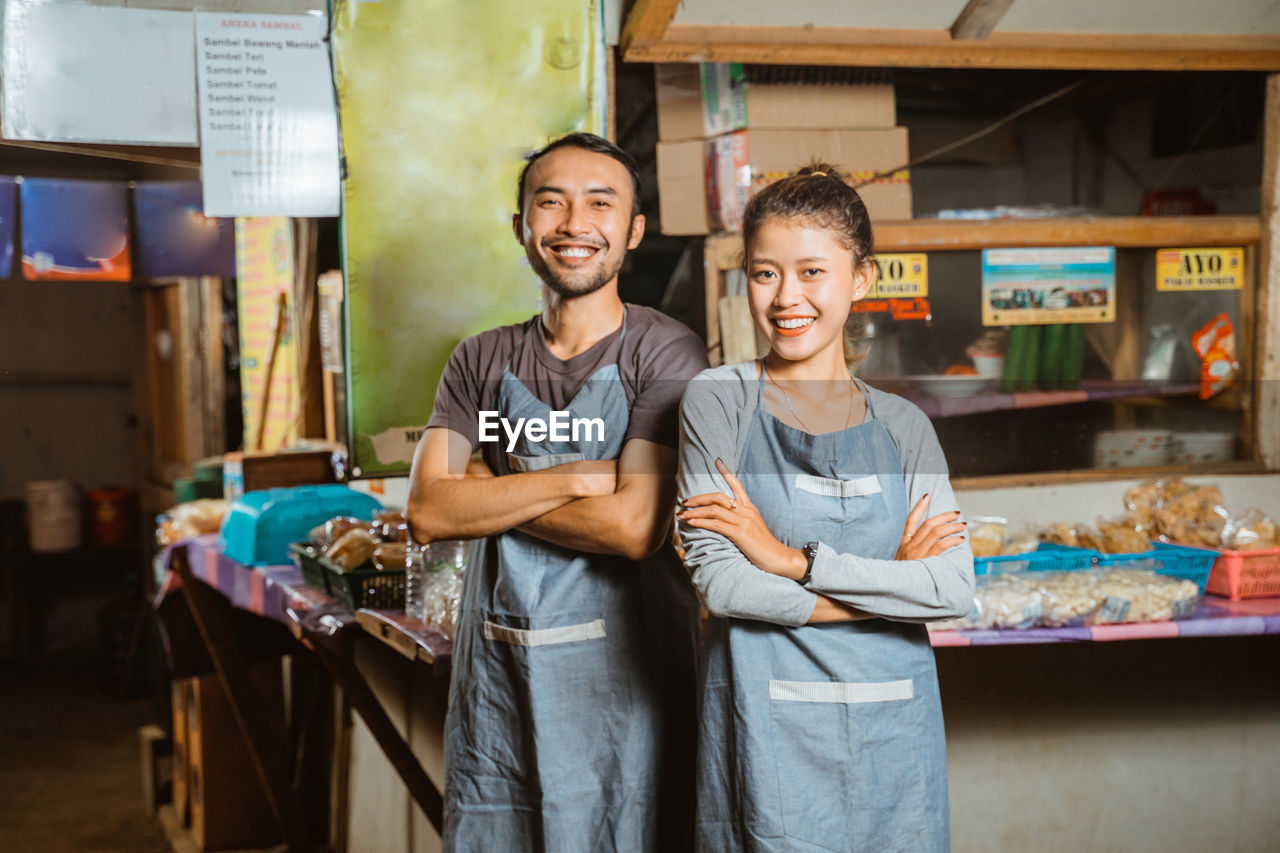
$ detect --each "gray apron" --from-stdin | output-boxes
[695,371,950,852]
[444,311,700,852]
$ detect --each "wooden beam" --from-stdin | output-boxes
[619,0,682,54]
[626,26,1280,71]
[1258,73,1280,469]
[950,0,1016,42]
[702,217,1261,267]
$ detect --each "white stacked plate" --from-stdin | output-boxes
[1092,430,1173,468]
[1168,432,1235,464]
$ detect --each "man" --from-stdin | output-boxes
[408,132,707,852]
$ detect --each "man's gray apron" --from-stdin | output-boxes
[695,371,950,852]
[444,311,699,852]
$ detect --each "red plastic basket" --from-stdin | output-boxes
[1205,546,1280,601]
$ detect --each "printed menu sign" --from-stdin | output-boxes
[196,12,340,217]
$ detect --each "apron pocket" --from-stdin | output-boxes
[506,451,585,473]
[473,612,620,805]
[768,677,922,849]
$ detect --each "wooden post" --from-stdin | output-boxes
[1258,73,1280,469]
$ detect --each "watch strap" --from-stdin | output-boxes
[799,541,819,586]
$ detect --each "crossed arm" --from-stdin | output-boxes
[406,426,678,561]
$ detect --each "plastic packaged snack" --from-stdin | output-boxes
[1034,571,1100,627]
[969,519,1007,558]
[325,528,379,570]
[372,542,408,572]
[965,575,1042,629]
[157,499,231,545]
[1223,509,1280,551]
[1190,313,1238,400]
[374,509,409,543]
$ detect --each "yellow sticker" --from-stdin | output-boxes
[872,253,928,298]
[1156,247,1244,291]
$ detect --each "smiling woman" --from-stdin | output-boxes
[676,163,974,852]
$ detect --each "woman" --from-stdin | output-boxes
[676,165,975,852]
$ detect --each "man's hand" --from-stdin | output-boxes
[407,428,598,543]
[516,440,677,561]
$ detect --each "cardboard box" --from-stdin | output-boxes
[657,139,712,236]
[708,127,913,231]
[656,63,897,141]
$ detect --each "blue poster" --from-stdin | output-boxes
[134,182,235,278]
[0,177,15,278]
[981,247,1115,326]
[20,178,131,281]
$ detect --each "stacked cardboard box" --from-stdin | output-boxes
[655,64,912,235]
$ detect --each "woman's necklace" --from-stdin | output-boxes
[764,364,857,434]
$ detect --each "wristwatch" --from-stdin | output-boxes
[799,541,819,586]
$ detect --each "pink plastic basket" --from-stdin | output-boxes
[1204,546,1280,601]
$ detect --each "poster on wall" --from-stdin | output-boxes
[195,11,341,217]
[1155,247,1244,292]
[134,182,236,279]
[981,247,1115,326]
[0,177,15,278]
[20,178,131,281]
[235,217,299,451]
[1,1,198,145]
[333,0,607,476]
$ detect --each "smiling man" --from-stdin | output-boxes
[407,133,708,852]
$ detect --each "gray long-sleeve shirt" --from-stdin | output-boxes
[676,362,975,627]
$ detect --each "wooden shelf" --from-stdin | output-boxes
[705,215,1261,266]
[880,379,1201,420]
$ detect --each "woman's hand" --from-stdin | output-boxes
[677,458,807,580]
[896,494,966,560]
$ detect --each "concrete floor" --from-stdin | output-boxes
[0,661,169,853]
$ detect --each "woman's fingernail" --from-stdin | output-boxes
[715,457,725,467]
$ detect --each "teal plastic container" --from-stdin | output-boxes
[220,484,383,566]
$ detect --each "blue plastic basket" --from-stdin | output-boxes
[1093,541,1218,594]
[974,542,1099,576]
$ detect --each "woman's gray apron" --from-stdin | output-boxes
[444,312,700,852]
[695,371,950,852]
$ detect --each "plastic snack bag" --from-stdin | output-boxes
[1190,313,1238,400]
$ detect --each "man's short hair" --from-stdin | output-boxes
[516,132,642,220]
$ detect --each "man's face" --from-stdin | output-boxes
[514,146,645,299]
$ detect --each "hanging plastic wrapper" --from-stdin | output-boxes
[1190,313,1238,400]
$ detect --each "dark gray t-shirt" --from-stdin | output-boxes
[427,305,708,458]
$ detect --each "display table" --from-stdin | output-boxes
[930,595,1280,646]
[154,536,450,847]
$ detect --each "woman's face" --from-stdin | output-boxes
[746,217,875,364]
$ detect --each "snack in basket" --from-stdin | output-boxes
[325,528,379,570]
[1223,509,1279,551]
[969,521,1007,558]
[325,516,373,547]
[372,542,408,572]
[1039,522,1079,548]
[374,509,409,543]
[1097,520,1151,555]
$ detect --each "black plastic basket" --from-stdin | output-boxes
[289,542,405,611]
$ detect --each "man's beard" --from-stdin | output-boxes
[529,222,634,298]
[530,245,627,299]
